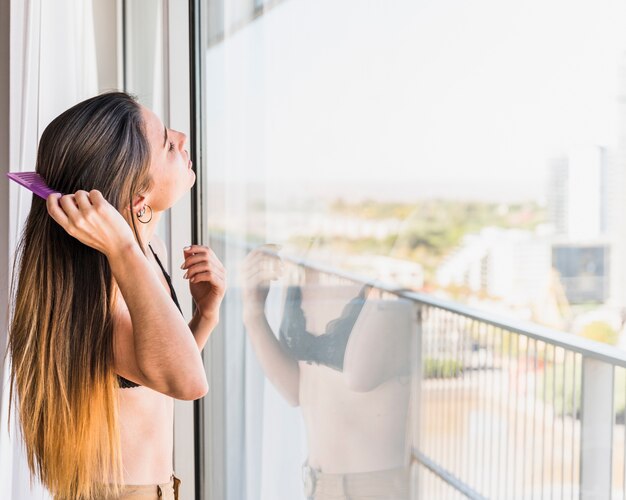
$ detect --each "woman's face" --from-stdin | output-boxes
[139,105,196,212]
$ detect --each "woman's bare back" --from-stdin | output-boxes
[299,361,411,474]
[113,249,177,485]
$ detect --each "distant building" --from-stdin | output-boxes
[547,156,568,236]
[547,146,609,240]
[547,145,615,306]
[552,243,610,304]
[436,227,552,307]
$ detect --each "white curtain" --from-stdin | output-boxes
[0,0,98,497]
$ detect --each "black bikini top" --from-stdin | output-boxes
[278,284,370,372]
[117,244,183,389]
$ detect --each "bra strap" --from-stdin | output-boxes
[148,243,183,314]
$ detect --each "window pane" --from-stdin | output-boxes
[199,1,626,498]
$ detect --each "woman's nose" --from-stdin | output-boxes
[174,130,187,150]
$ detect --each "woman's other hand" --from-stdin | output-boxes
[181,245,227,320]
[240,244,283,319]
[46,190,136,258]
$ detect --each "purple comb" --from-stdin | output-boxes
[6,171,62,199]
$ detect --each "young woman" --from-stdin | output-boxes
[6,91,226,499]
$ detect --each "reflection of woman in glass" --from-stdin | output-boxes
[7,92,225,500]
[242,246,412,500]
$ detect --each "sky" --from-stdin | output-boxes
[204,0,626,202]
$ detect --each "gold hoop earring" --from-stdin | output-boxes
[136,205,153,224]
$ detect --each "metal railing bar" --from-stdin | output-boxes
[414,450,488,500]
[571,351,576,500]
[487,326,492,496]
[499,327,505,499]
[464,316,471,492]
[542,341,547,500]
[551,345,556,500]
[514,334,520,499]
[472,319,480,492]
[422,307,437,476]
[455,313,463,482]
[531,338,538,500]
[479,322,486,496]
[561,350,566,500]
[506,330,513,499]
[424,306,434,471]
[522,336,528,500]
[436,307,444,499]
[445,310,454,485]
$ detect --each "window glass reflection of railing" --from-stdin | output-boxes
[229,234,626,499]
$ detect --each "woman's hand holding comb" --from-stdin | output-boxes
[46,190,136,258]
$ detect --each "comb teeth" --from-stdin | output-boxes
[6,171,63,200]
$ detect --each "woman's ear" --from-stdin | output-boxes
[126,194,146,216]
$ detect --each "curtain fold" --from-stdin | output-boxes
[0,0,98,497]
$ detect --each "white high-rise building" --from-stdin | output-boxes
[547,145,614,306]
[436,227,552,307]
[547,156,568,236]
[547,146,609,240]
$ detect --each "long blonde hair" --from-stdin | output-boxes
[5,92,153,499]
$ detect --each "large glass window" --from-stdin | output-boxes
[196,1,626,498]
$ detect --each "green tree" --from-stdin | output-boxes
[579,321,619,346]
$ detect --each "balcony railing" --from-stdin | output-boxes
[278,251,626,499]
[209,232,626,499]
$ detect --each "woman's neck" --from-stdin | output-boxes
[134,209,163,252]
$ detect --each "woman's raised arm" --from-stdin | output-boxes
[46,189,208,400]
[240,246,300,407]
